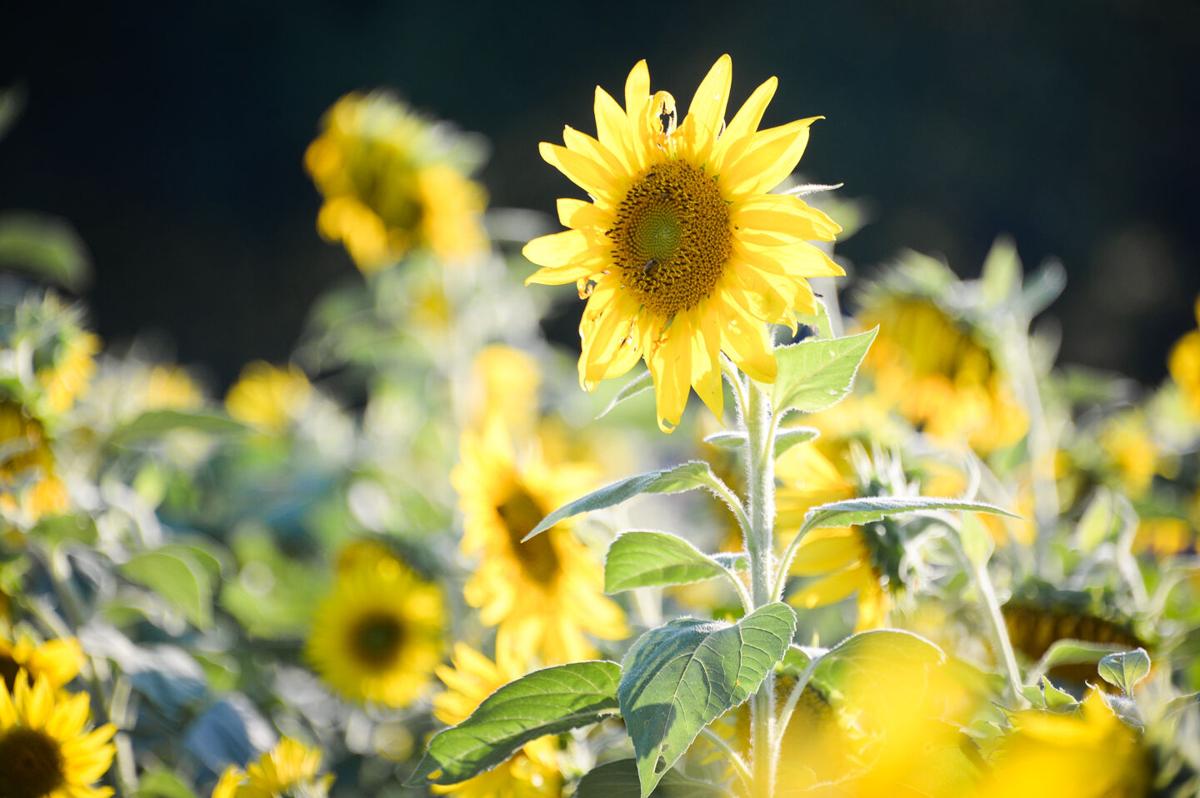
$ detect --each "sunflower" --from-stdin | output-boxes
[1098,409,1172,500]
[211,737,333,798]
[430,643,562,797]
[305,92,487,272]
[0,673,116,798]
[0,399,68,524]
[452,420,627,664]
[976,690,1149,798]
[36,332,99,415]
[224,362,312,432]
[0,634,84,692]
[142,365,203,411]
[468,345,541,437]
[1169,297,1200,418]
[306,550,445,708]
[858,286,1026,454]
[523,54,843,431]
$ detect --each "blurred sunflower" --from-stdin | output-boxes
[142,365,203,411]
[305,91,487,272]
[224,362,312,432]
[857,260,1026,453]
[431,643,562,797]
[453,420,627,663]
[0,673,116,798]
[468,345,541,437]
[1098,410,1172,500]
[35,331,99,415]
[0,633,83,691]
[212,737,333,798]
[976,690,1148,798]
[306,551,444,707]
[523,54,843,431]
[0,398,68,523]
[1168,297,1200,418]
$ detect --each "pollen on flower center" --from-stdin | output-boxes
[496,487,560,585]
[349,612,406,669]
[609,160,732,318]
[0,728,65,798]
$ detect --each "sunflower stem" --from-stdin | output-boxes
[742,377,778,798]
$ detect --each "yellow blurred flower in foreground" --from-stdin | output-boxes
[523,54,842,431]
[36,331,99,414]
[975,691,1147,798]
[212,737,333,798]
[431,643,562,797]
[0,398,68,523]
[0,672,116,798]
[453,421,627,664]
[860,295,1026,454]
[0,633,84,691]
[306,549,444,707]
[305,92,487,272]
[1168,297,1200,417]
[225,362,311,432]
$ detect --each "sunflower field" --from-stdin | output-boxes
[1,48,1200,798]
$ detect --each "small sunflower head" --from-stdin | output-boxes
[0,398,68,525]
[305,92,488,272]
[224,362,312,433]
[3,292,99,417]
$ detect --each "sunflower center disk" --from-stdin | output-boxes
[497,488,560,585]
[350,612,406,670]
[0,728,65,798]
[610,160,732,318]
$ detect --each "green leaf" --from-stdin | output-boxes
[778,643,826,676]
[524,462,716,541]
[958,513,994,567]
[811,629,944,695]
[618,603,796,796]
[802,497,1017,535]
[605,531,734,593]
[774,426,820,458]
[0,212,91,290]
[135,769,199,798]
[772,328,877,415]
[597,369,653,419]
[109,409,248,446]
[1026,639,1126,683]
[411,661,621,786]
[1075,489,1120,553]
[120,549,213,629]
[1040,676,1078,710]
[702,430,745,449]
[1098,648,1151,695]
[0,86,22,142]
[576,759,725,797]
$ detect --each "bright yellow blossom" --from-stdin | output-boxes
[523,55,843,431]
[306,549,444,708]
[1168,297,1200,417]
[212,737,333,798]
[305,92,487,271]
[0,633,84,691]
[36,331,99,414]
[453,419,627,663]
[0,399,68,523]
[0,672,116,798]
[224,362,311,432]
[431,643,562,797]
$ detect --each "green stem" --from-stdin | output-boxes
[949,535,1026,705]
[743,378,778,798]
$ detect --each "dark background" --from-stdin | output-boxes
[2,1,1198,386]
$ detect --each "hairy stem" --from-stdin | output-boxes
[949,535,1026,705]
[743,377,778,798]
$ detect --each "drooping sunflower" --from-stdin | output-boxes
[430,643,562,797]
[306,550,445,708]
[0,634,84,691]
[0,398,68,523]
[305,92,488,272]
[0,673,116,798]
[452,420,627,664]
[211,737,333,798]
[224,362,312,432]
[36,331,100,415]
[523,55,843,431]
[1168,297,1200,418]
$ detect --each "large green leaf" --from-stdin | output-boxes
[802,496,1017,534]
[619,603,796,796]
[109,409,248,446]
[575,759,726,797]
[605,531,736,594]
[772,328,877,415]
[811,629,945,694]
[120,549,214,629]
[597,369,653,419]
[1098,648,1151,695]
[410,661,621,786]
[524,462,716,541]
[0,212,91,290]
